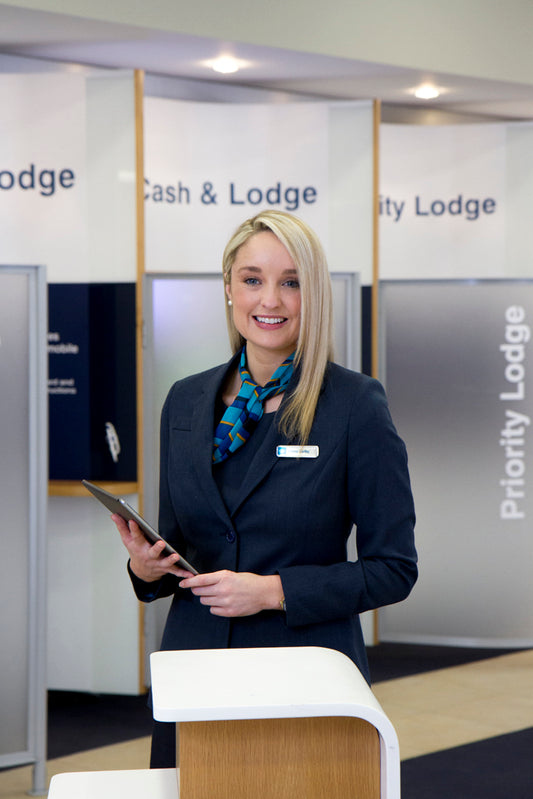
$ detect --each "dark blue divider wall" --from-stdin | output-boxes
[48,283,137,481]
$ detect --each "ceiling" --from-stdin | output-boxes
[2,4,533,120]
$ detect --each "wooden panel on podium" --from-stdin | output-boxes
[180,716,380,799]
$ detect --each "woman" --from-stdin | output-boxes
[114,210,417,767]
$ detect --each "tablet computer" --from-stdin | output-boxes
[82,479,199,575]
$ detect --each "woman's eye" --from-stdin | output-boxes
[284,280,300,289]
[244,277,260,285]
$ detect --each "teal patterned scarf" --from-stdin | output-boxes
[213,347,294,464]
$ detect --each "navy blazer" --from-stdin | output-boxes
[131,353,417,684]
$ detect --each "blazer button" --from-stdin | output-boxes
[225,530,236,543]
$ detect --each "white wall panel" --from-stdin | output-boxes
[47,495,140,693]
[144,97,373,282]
[505,122,533,276]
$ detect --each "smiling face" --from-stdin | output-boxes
[226,231,301,372]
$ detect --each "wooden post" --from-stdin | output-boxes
[134,68,146,692]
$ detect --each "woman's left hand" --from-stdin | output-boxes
[178,570,283,617]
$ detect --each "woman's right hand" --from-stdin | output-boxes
[111,514,192,583]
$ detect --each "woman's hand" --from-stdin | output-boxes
[112,514,192,583]
[178,570,284,617]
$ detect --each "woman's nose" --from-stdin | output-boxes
[260,283,281,308]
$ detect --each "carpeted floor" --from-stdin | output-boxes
[46,691,153,760]
[367,642,524,682]
[400,727,533,799]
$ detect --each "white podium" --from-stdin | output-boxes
[151,646,400,799]
[48,646,401,799]
[48,768,178,799]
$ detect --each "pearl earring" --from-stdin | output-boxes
[227,299,232,307]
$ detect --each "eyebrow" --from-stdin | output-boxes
[235,265,298,274]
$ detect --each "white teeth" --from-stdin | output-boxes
[256,316,285,324]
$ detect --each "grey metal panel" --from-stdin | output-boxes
[379,279,533,647]
[0,265,47,792]
[0,270,30,758]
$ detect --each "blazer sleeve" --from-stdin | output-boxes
[278,377,417,627]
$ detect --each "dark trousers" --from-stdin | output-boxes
[150,719,177,769]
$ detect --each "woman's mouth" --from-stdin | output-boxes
[254,315,287,326]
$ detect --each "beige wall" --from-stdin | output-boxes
[2,0,533,85]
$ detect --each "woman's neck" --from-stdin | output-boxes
[245,347,290,387]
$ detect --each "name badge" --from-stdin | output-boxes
[276,445,319,459]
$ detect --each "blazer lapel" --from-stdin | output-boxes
[228,418,283,516]
[190,354,239,526]
[228,366,301,516]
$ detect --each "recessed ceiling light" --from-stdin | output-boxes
[414,84,441,100]
[208,56,242,74]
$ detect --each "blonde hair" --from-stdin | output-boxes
[222,210,333,444]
